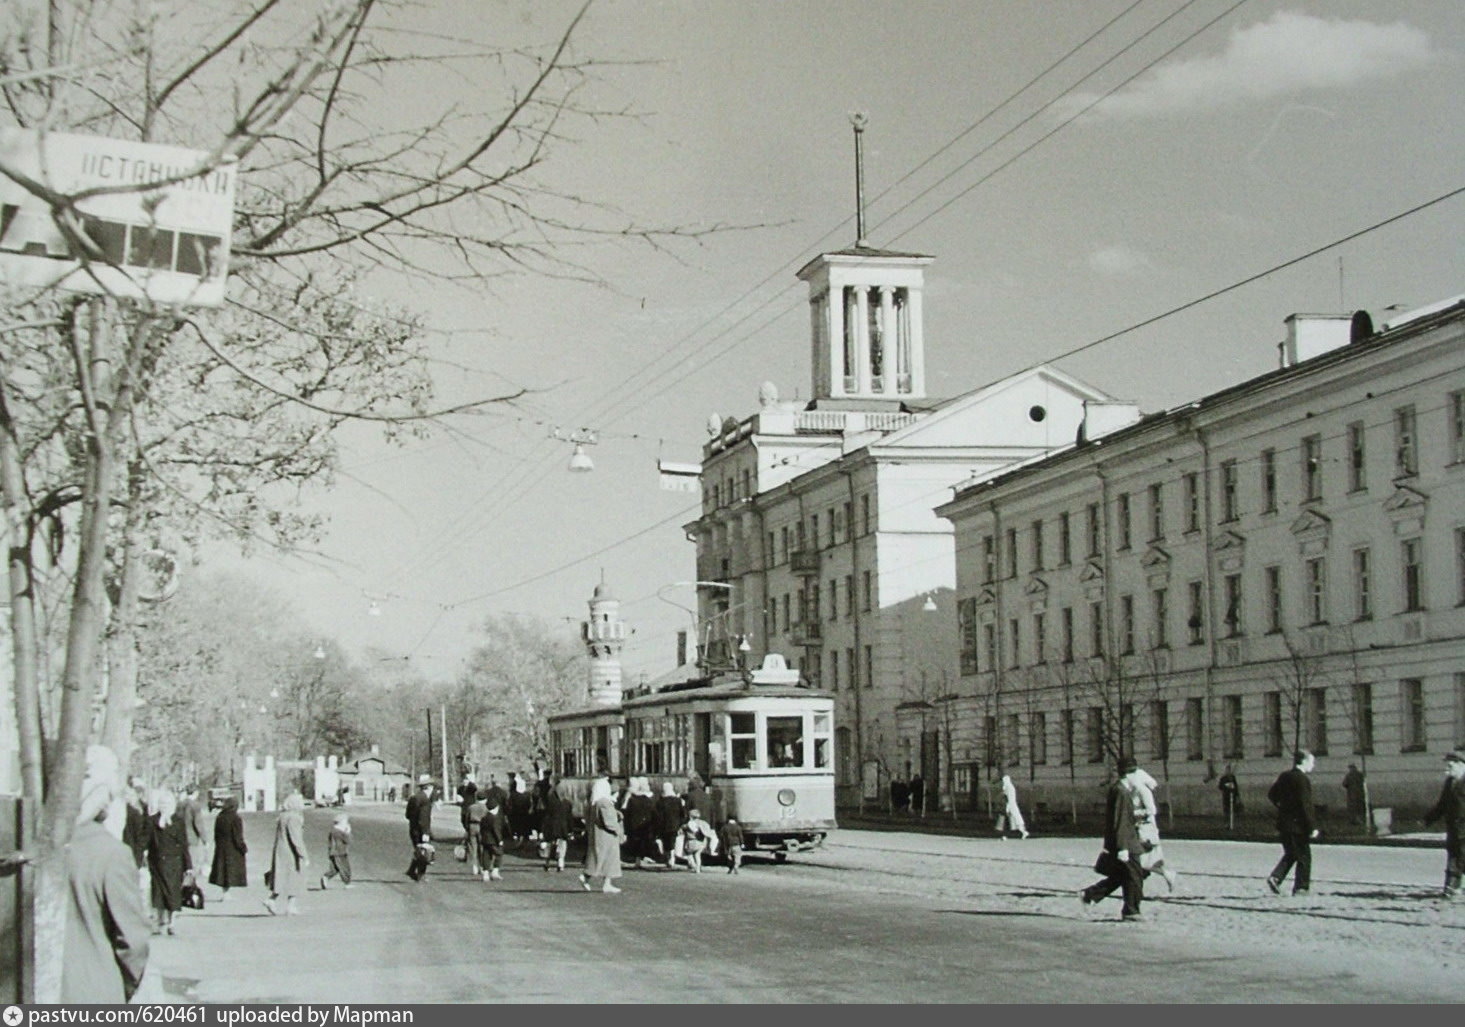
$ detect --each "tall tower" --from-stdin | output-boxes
[581,579,627,706]
[798,114,932,407]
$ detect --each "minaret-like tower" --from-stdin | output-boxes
[582,579,627,706]
[798,113,932,407]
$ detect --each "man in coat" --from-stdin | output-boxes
[405,775,436,881]
[180,785,209,872]
[1424,750,1465,898]
[1081,757,1147,922]
[1342,763,1367,826]
[1266,749,1318,896]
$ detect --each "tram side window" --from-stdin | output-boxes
[767,715,804,768]
[729,712,758,769]
[812,712,832,768]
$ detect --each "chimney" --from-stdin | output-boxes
[1279,311,1371,367]
[1077,400,1142,444]
[370,743,380,756]
[676,630,688,668]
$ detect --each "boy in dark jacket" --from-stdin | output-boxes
[320,814,352,889]
[480,796,509,882]
[720,818,744,874]
[1424,750,1465,898]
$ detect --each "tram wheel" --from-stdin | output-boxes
[773,850,788,863]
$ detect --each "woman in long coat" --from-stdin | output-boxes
[264,791,310,915]
[146,788,191,935]
[208,796,248,899]
[624,777,658,868]
[578,777,624,894]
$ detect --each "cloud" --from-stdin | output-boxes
[1088,244,1155,278]
[1066,11,1436,120]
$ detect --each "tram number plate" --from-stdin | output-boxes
[780,805,797,819]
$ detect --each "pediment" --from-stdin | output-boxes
[1140,546,1171,571]
[1212,529,1247,552]
[1078,560,1105,584]
[1024,575,1049,598]
[974,587,998,607]
[1289,509,1332,536]
[1383,484,1428,515]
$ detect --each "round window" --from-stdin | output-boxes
[776,788,797,806]
[1029,405,1047,422]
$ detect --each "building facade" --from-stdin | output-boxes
[934,299,1465,816]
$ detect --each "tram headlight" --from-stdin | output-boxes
[776,788,796,806]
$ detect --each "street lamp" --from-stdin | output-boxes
[922,593,938,613]
[550,427,599,472]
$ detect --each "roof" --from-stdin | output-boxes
[340,753,409,777]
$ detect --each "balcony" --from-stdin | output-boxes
[793,621,823,646]
[790,549,821,576]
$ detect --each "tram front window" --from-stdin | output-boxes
[730,712,758,770]
[767,716,804,768]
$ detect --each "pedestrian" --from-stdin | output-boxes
[320,813,352,889]
[654,781,685,868]
[207,796,247,901]
[1423,749,1465,899]
[1266,749,1318,896]
[63,744,151,1003]
[404,775,436,882]
[681,808,716,874]
[1124,765,1178,893]
[720,817,745,874]
[1343,763,1367,826]
[1218,763,1240,829]
[909,774,926,817]
[509,771,534,847]
[998,771,1029,840]
[891,777,909,814]
[464,791,487,876]
[480,792,508,882]
[625,776,659,868]
[145,787,191,936]
[1080,757,1148,922]
[683,772,709,827]
[482,774,508,819]
[578,776,624,894]
[179,785,209,873]
[541,780,572,872]
[122,779,150,892]
[264,791,310,915]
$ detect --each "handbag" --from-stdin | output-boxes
[181,869,205,910]
[416,842,436,864]
[1093,849,1125,876]
[453,844,467,862]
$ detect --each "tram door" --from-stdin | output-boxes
[693,713,712,779]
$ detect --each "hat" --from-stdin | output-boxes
[1116,757,1138,776]
[418,774,433,785]
[1443,751,1465,764]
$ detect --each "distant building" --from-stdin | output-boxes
[935,298,1465,815]
[336,745,411,803]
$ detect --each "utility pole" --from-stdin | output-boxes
[440,705,449,790]
[424,708,433,784]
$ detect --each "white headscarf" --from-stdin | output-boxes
[76,744,124,830]
[589,777,612,804]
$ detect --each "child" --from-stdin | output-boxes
[681,809,714,874]
[320,813,352,889]
[480,795,508,882]
[719,817,744,875]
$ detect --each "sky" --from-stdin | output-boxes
[210,0,1465,686]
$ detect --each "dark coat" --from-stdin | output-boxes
[147,812,191,912]
[1268,767,1316,834]
[1425,775,1465,843]
[208,804,248,888]
[654,795,685,837]
[122,801,149,868]
[625,794,657,835]
[327,826,351,858]
[542,791,573,841]
[63,821,152,1003]
[405,790,434,843]
[481,809,509,851]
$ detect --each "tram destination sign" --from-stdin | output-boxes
[0,129,236,306]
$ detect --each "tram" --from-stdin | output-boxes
[547,654,835,860]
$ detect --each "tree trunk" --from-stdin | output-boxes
[0,388,44,813]
[102,534,146,770]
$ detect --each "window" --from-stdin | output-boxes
[1058,512,1072,566]
[1150,701,1169,761]
[981,536,996,584]
[1187,580,1205,645]
[847,647,857,690]
[828,650,839,692]
[825,509,835,548]
[807,651,821,690]
[780,526,790,563]
[1223,573,1243,637]
[1402,538,1424,612]
[1261,449,1277,512]
[812,712,832,768]
[1004,714,1020,764]
[1183,472,1200,533]
[844,501,854,540]
[729,712,758,769]
[1347,422,1367,491]
[1060,709,1075,766]
[1353,548,1372,621]
[1119,594,1135,654]
[861,570,873,612]
[807,583,821,626]
[1116,493,1132,550]
[1264,691,1282,756]
[1060,606,1075,663]
[1121,703,1137,759]
[1031,711,1048,765]
[1033,612,1047,664]
[1086,707,1105,763]
[1265,565,1283,634]
[1152,587,1169,649]
[1302,434,1322,501]
[1089,600,1105,656]
[1306,687,1329,756]
[958,597,979,676]
[860,494,871,536]
[1306,557,1328,625]
[1086,503,1101,557]
[781,593,791,633]
[1223,695,1244,759]
[1220,460,1239,522]
[1401,678,1426,752]
[1394,405,1418,477]
[766,715,805,768]
[844,575,854,619]
[863,645,873,689]
[1005,527,1018,578]
[1186,697,1204,760]
[766,531,776,567]
[1148,482,1165,541]
[984,716,998,767]
[1352,682,1374,755]
[1031,519,1045,571]
[983,623,997,673]
[1451,390,1465,464]
[827,578,839,622]
[1006,618,1021,669]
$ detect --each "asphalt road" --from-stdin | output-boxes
[142,805,1465,1003]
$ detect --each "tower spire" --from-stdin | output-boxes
[850,111,868,247]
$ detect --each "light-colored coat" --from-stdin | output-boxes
[268,808,308,897]
[63,821,152,1002]
[585,796,623,880]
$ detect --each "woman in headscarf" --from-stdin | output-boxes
[540,779,573,872]
[654,780,685,868]
[146,787,190,935]
[578,777,624,894]
[624,777,659,868]
[63,744,151,1002]
[264,791,310,916]
[208,796,248,900]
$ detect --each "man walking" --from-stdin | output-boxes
[1217,763,1240,830]
[1081,757,1147,922]
[1266,750,1318,896]
[405,775,436,882]
[1423,750,1465,899]
[1342,763,1367,827]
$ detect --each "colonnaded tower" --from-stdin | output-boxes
[581,578,627,706]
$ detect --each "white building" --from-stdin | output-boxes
[935,298,1465,818]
